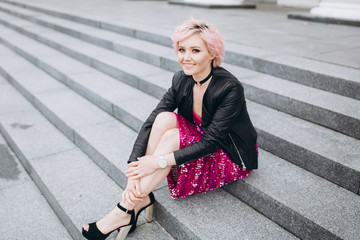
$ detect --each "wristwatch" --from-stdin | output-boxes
[158,155,167,169]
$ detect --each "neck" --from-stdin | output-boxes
[193,66,213,86]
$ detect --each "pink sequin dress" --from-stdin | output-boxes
[167,111,253,199]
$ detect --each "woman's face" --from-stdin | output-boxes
[177,34,214,81]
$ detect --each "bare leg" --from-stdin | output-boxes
[84,112,179,234]
[144,112,178,155]
[118,128,180,214]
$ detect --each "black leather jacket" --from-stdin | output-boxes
[128,67,258,170]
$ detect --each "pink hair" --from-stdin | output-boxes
[171,18,224,68]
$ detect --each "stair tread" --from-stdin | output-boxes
[0,134,72,240]
[248,101,360,172]
[155,187,297,240]
[0,79,173,240]
[0,11,173,78]
[2,2,360,89]
[226,41,360,83]
[243,149,360,240]
[2,0,359,87]
[224,63,360,119]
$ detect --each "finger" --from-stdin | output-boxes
[128,192,143,204]
[125,168,136,174]
[129,175,140,180]
[127,168,143,177]
[126,192,135,205]
[129,171,142,180]
[126,170,140,178]
[126,165,138,172]
[128,162,138,167]
[129,189,143,201]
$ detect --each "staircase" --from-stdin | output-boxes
[0,0,359,239]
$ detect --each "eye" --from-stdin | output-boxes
[192,49,200,53]
[178,48,185,52]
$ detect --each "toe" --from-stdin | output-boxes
[83,224,89,231]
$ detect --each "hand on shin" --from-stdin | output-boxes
[126,155,158,179]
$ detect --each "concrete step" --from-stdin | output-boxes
[0,0,359,101]
[223,149,360,240]
[0,11,359,141]
[0,44,297,240]
[0,128,72,240]
[1,28,359,240]
[0,18,359,196]
[0,12,173,98]
[0,72,175,240]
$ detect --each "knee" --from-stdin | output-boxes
[153,112,177,130]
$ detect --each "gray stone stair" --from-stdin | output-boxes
[0,67,173,240]
[0,44,297,240]
[0,128,72,240]
[0,11,359,196]
[0,5,359,140]
[0,1,359,240]
[0,0,359,101]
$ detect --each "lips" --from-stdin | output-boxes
[183,63,195,68]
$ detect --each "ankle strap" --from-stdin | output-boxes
[117,203,135,215]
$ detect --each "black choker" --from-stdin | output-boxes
[193,67,213,85]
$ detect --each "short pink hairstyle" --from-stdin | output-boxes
[171,18,224,68]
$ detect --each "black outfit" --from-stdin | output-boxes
[128,67,258,170]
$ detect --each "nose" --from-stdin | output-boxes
[184,52,191,60]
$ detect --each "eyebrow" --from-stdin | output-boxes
[178,45,202,49]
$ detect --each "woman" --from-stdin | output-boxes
[82,18,258,240]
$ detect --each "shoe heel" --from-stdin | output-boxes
[145,205,154,222]
[116,225,131,240]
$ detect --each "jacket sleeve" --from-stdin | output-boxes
[174,81,245,166]
[127,72,180,164]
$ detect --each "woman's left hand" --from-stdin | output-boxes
[126,155,158,180]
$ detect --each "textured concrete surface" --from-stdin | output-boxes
[154,187,298,240]
[0,79,171,240]
[1,0,358,102]
[0,132,72,240]
[288,11,360,28]
[0,74,6,84]
[0,108,75,162]
[2,0,359,69]
[248,100,360,193]
[110,221,175,240]
[248,100,360,171]
[235,149,360,240]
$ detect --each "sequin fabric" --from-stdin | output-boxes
[167,111,252,199]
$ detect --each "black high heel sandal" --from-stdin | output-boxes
[129,192,155,234]
[82,203,135,240]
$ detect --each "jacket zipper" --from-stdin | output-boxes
[228,133,246,170]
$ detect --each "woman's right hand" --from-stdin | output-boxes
[122,178,146,205]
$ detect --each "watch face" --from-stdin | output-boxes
[159,159,167,168]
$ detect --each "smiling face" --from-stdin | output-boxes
[177,34,214,81]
